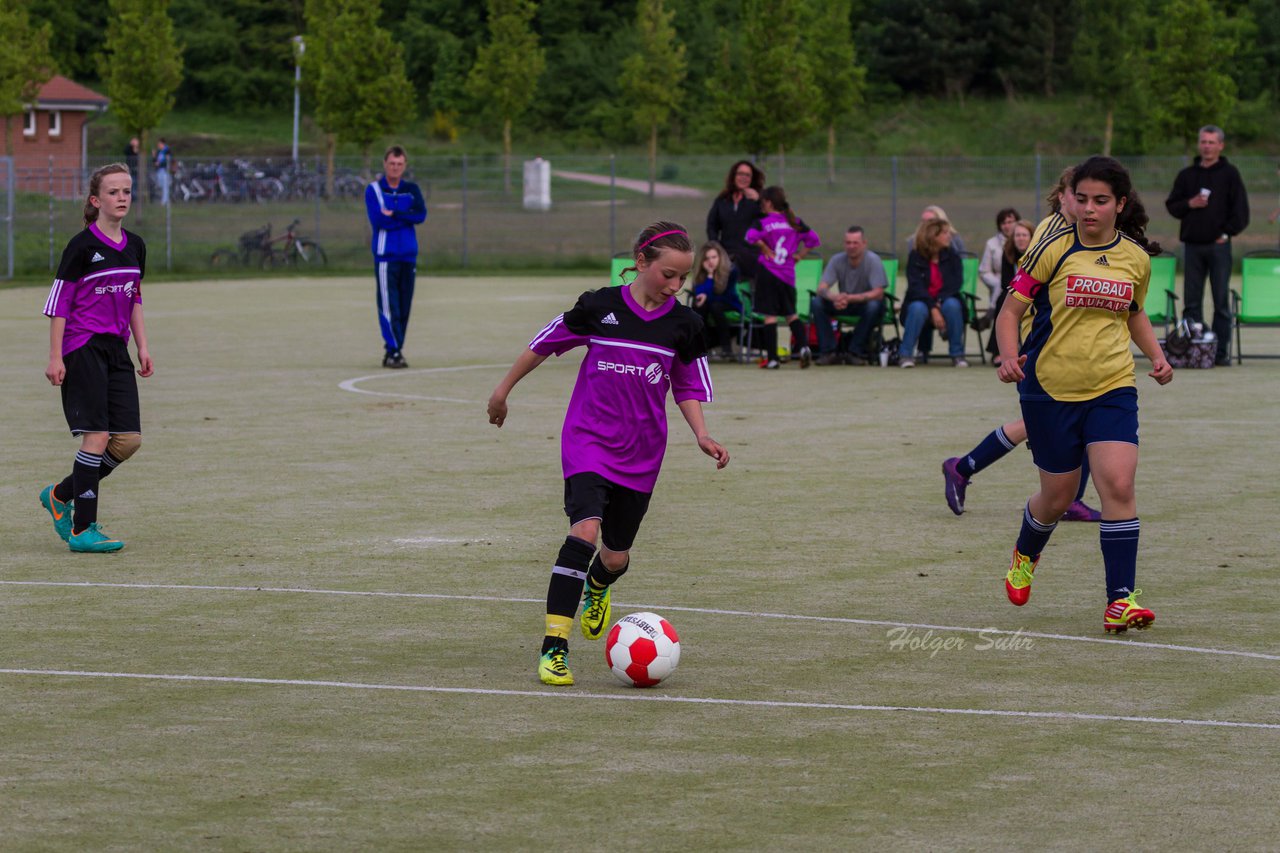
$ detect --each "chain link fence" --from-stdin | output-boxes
[5,154,1278,280]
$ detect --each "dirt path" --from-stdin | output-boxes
[553,169,706,199]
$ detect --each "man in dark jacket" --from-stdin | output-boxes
[1165,125,1250,366]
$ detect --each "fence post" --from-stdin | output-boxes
[609,154,616,258]
[314,155,322,241]
[461,153,469,269]
[1034,153,1042,223]
[4,157,12,279]
[890,156,898,254]
[165,192,173,270]
[49,156,56,272]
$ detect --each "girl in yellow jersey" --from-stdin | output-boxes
[994,156,1173,633]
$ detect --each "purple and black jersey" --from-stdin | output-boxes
[530,286,714,493]
[44,224,146,356]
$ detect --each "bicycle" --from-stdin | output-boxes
[209,219,327,270]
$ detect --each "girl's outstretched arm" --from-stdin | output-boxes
[677,399,729,469]
[488,348,549,427]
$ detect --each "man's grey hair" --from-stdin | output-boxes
[1199,125,1225,143]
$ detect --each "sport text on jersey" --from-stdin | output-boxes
[93,280,137,296]
[1064,275,1133,312]
[596,359,666,385]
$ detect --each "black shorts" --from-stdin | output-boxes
[752,267,797,317]
[563,472,652,552]
[61,334,141,436]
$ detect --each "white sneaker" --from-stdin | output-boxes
[799,347,812,369]
[953,357,970,368]
[900,357,915,368]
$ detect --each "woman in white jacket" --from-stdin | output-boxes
[977,207,1020,327]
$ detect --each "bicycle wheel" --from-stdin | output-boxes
[293,240,327,267]
[209,247,241,269]
[260,249,286,270]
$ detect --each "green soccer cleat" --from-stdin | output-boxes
[538,643,573,686]
[39,484,73,543]
[68,523,124,553]
[580,583,612,641]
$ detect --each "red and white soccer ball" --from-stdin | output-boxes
[605,611,680,687]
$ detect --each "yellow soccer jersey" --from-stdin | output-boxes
[1016,212,1073,338]
[1009,224,1150,402]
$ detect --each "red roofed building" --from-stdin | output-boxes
[12,75,110,194]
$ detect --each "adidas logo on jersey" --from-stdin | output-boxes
[602,312,620,325]
[1094,255,1110,266]
[91,252,105,263]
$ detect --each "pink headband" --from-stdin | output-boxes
[637,229,686,251]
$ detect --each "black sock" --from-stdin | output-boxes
[789,319,807,351]
[762,324,778,360]
[55,450,122,504]
[71,450,103,533]
[542,535,596,654]
[586,553,629,591]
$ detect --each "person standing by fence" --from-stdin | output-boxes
[1164,125,1249,367]
[365,145,427,369]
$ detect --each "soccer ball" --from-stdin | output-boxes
[605,611,680,687]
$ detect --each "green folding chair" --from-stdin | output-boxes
[834,253,899,359]
[1232,252,1280,363]
[609,255,632,287]
[957,252,987,362]
[794,256,823,324]
[1145,253,1178,336]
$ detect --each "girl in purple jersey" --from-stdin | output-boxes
[487,221,730,686]
[744,186,820,369]
[40,164,153,553]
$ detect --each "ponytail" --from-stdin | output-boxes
[761,186,804,232]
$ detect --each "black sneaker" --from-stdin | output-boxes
[383,353,409,369]
[1214,354,1231,367]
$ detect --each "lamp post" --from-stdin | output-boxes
[291,35,305,165]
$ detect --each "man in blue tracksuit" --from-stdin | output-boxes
[365,145,428,368]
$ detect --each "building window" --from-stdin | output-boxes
[23,110,36,137]
[49,111,62,137]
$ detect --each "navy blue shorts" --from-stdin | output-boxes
[1020,387,1138,475]
[563,472,652,552]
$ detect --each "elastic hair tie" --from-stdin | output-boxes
[636,229,686,251]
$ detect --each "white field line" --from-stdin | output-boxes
[337,363,510,404]
[4,580,1278,663]
[1,668,1277,731]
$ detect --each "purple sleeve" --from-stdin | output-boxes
[743,224,763,246]
[670,353,714,404]
[801,228,821,250]
[43,277,75,318]
[529,313,589,356]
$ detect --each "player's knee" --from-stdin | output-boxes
[569,518,600,544]
[108,433,141,461]
[599,548,629,573]
[80,432,109,454]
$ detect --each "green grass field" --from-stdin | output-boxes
[3,274,1280,849]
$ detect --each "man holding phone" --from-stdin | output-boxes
[1166,125,1250,366]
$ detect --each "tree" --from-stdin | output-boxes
[805,0,865,186]
[0,1,54,157]
[1147,0,1239,151]
[465,0,545,195]
[1073,0,1153,155]
[99,0,183,211]
[739,0,818,167]
[305,0,415,187]
[618,0,687,201]
[170,0,300,110]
